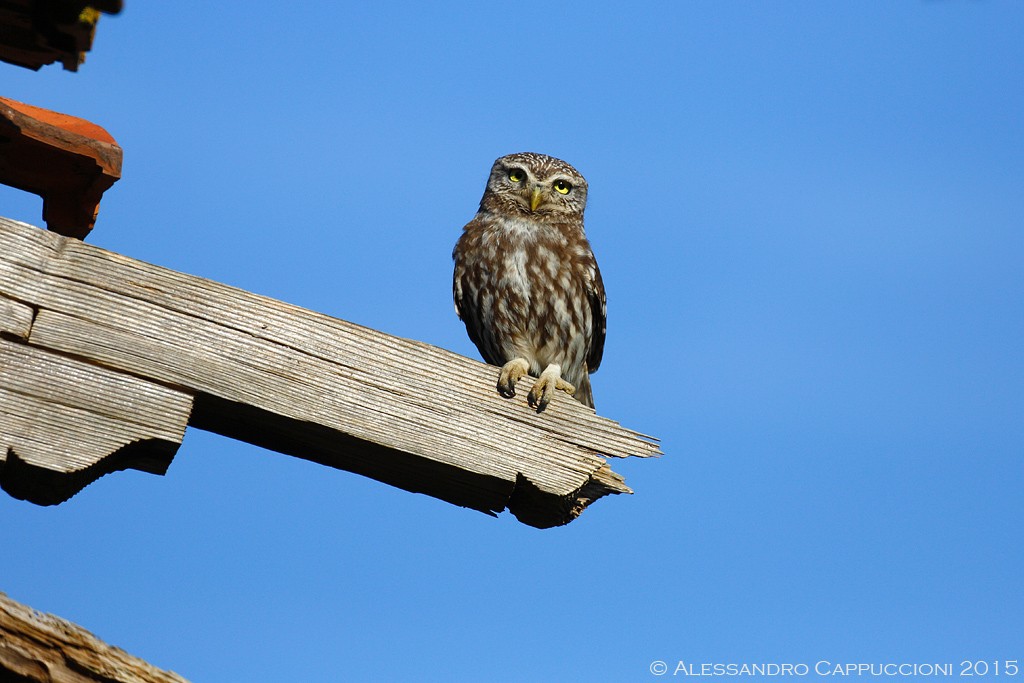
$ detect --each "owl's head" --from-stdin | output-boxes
[480,152,588,221]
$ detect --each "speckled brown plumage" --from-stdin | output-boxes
[453,152,606,411]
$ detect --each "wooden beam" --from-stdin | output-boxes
[0,216,659,527]
[0,590,189,683]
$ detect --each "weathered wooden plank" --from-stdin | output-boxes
[0,339,192,504]
[0,216,660,526]
[0,296,33,339]
[0,591,189,683]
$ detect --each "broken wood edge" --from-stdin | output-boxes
[0,590,190,683]
[508,461,632,528]
[0,295,35,341]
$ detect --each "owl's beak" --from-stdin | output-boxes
[530,186,543,212]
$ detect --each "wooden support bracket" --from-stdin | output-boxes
[0,216,659,528]
[0,339,191,505]
[0,97,122,239]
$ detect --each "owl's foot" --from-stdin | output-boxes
[497,358,531,399]
[527,364,575,413]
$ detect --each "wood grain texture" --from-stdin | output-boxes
[0,216,660,527]
[0,591,189,683]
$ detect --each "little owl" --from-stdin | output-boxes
[453,152,606,412]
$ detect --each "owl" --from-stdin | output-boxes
[453,152,606,412]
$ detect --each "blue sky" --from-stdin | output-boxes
[2,2,1022,681]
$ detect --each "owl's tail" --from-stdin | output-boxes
[573,371,595,409]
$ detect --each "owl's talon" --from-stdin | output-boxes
[527,388,548,412]
[527,364,572,413]
[497,358,530,399]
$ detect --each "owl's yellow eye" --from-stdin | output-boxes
[508,169,525,183]
[553,179,572,194]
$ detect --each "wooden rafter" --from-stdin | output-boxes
[0,216,660,528]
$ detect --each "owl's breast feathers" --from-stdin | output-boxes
[453,211,606,401]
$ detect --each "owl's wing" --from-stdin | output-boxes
[452,226,472,322]
[452,244,472,326]
[587,260,607,373]
[452,253,465,320]
[453,227,503,367]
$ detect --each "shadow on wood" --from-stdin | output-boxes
[0,216,660,528]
